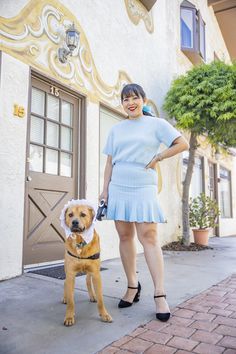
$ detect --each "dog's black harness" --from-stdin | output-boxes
[67,238,100,260]
[67,250,100,260]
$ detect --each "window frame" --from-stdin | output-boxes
[180,5,197,52]
[219,166,233,218]
[208,161,218,201]
[198,11,206,60]
[182,152,205,199]
[180,1,206,63]
[99,105,124,194]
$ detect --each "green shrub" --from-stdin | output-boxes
[189,193,220,229]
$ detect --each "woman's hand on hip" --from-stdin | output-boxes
[145,158,157,170]
[145,153,163,170]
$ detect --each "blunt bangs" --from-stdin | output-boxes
[121,84,146,101]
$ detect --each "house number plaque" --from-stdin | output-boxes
[13,104,25,118]
[50,85,60,97]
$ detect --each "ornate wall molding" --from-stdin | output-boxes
[0,0,132,107]
[124,0,154,33]
[156,163,162,194]
[0,0,159,110]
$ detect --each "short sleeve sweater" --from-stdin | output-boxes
[103,116,181,165]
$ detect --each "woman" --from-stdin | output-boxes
[100,83,189,321]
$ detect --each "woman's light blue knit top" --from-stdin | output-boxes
[103,116,181,165]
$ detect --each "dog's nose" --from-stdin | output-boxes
[72,220,79,227]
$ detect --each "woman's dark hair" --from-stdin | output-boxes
[121,83,146,101]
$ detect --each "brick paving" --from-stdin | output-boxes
[97,274,236,354]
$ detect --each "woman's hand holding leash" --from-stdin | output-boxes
[99,190,108,204]
[97,192,108,221]
[96,199,107,221]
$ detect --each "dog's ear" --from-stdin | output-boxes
[88,207,95,220]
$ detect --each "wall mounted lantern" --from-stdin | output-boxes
[58,23,80,63]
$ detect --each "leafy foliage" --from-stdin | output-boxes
[189,193,220,229]
[163,61,236,148]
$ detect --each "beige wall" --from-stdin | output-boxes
[0,53,29,280]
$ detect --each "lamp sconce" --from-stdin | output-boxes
[58,23,80,63]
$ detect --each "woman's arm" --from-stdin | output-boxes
[100,155,113,203]
[146,136,189,169]
[157,136,189,161]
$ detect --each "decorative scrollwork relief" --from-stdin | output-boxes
[0,0,133,107]
[124,0,154,33]
[0,0,159,111]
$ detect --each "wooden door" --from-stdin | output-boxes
[24,77,81,265]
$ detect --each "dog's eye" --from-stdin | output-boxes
[68,212,73,217]
[80,212,86,217]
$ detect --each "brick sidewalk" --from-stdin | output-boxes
[98,274,236,354]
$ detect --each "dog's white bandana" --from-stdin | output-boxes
[60,199,97,244]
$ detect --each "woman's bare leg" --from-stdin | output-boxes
[135,222,170,314]
[115,221,138,302]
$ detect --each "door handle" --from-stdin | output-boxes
[26,176,32,182]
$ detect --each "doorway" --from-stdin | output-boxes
[23,76,85,265]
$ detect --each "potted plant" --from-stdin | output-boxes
[189,193,220,246]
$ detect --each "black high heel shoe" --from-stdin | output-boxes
[154,294,171,322]
[118,282,141,308]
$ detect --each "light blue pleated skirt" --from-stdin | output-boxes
[107,161,165,223]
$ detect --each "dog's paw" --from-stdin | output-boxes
[100,312,113,323]
[64,316,75,326]
[89,295,97,303]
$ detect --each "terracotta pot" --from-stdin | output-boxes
[192,229,210,246]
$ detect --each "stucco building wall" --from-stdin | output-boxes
[0,53,29,280]
[0,0,235,279]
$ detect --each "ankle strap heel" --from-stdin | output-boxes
[154,294,170,322]
[154,294,166,299]
[118,282,141,308]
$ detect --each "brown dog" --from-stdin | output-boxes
[62,203,112,326]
